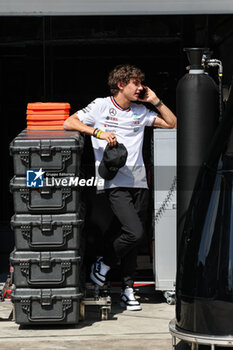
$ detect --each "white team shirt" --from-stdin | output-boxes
[76,96,157,190]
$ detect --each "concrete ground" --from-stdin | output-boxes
[0,290,229,350]
[0,289,177,350]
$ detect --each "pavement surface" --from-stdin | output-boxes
[0,291,229,350]
[0,290,178,350]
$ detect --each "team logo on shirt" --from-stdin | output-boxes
[105,116,118,126]
[104,123,118,128]
[106,116,118,121]
[132,113,141,132]
[133,113,140,120]
[109,108,117,116]
[105,115,118,128]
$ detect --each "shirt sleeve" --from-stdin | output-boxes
[75,98,100,126]
[143,106,157,126]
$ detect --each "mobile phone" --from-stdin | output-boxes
[139,87,147,99]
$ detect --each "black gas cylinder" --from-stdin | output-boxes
[176,84,233,335]
[177,48,219,249]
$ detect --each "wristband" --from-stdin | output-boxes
[93,128,98,137]
[154,100,163,108]
[96,130,103,139]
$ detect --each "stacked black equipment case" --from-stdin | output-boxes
[9,129,85,325]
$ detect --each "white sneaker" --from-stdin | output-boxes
[90,257,110,287]
[120,287,142,311]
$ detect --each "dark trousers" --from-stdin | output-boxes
[103,187,149,288]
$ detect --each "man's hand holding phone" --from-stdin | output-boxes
[138,86,160,106]
[138,87,147,100]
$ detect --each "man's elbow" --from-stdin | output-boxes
[171,119,177,129]
[63,118,71,130]
[167,115,177,129]
[63,114,77,130]
[161,119,177,129]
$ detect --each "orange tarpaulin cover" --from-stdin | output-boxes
[27,115,69,121]
[27,102,70,110]
[26,102,70,131]
[27,110,70,115]
[27,120,65,126]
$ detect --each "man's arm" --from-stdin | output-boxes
[152,103,177,129]
[138,86,177,129]
[63,114,117,146]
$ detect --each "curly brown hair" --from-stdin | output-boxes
[108,64,145,95]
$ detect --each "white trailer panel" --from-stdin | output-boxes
[153,129,176,299]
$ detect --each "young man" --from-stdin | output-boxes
[64,64,176,311]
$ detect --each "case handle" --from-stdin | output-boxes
[22,298,72,322]
[39,149,72,173]
[21,188,71,212]
[20,261,71,286]
[19,148,72,172]
[24,225,72,249]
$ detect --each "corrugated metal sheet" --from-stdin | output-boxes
[0,0,233,15]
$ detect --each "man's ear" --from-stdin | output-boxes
[117,81,125,91]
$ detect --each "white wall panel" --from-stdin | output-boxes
[0,0,233,15]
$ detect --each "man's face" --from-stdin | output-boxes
[120,78,144,101]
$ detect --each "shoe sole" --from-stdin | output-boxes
[90,269,105,287]
[120,301,142,311]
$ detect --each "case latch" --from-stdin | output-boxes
[39,140,51,157]
[41,215,53,232]
[39,252,52,269]
[41,290,52,306]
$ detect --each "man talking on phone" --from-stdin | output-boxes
[64,64,176,311]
